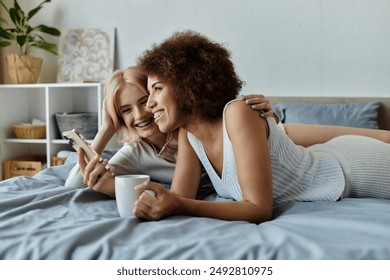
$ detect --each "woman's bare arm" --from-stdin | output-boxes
[169,128,203,198]
[224,100,273,222]
[90,98,116,153]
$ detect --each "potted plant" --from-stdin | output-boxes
[0,0,61,84]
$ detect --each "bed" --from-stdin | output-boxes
[1,96,390,260]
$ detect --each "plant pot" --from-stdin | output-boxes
[55,112,98,140]
[5,54,43,84]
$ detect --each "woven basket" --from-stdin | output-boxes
[12,125,46,139]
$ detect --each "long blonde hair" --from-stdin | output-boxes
[104,66,149,144]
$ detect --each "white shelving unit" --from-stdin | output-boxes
[0,83,104,180]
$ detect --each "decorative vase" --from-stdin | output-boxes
[5,54,43,84]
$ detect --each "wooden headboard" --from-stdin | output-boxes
[267,97,390,131]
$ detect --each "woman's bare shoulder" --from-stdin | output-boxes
[225,99,262,121]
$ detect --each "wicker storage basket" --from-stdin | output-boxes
[12,125,46,139]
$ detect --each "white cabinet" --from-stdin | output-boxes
[0,83,105,180]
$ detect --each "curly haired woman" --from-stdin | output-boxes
[134,30,390,223]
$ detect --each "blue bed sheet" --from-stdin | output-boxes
[0,163,390,260]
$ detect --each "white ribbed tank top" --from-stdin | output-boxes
[187,99,346,206]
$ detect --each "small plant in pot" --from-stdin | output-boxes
[0,0,61,84]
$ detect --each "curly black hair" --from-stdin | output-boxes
[137,30,243,121]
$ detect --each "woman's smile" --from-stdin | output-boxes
[153,110,166,122]
[135,118,154,129]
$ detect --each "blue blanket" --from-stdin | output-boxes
[1,163,390,260]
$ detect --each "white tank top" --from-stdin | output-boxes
[187,99,346,206]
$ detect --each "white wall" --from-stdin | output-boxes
[1,0,390,97]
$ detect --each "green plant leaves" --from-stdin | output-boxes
[0,27,14,40]
[16,35,26,47]
[0,0,60,55]
[27,0,51,20]
[9,7,24,29]
[30,40,58,55]
[35,25,61,36]
[0,41,12,47]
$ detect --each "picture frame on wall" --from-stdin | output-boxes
[56,28,115,83]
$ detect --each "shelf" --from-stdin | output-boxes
[3,138,47,144]
[0,82,101,89]
[0,83,104,180]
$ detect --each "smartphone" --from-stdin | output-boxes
[62,129,98,161]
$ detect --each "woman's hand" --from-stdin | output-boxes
[133,181,179,220]
[78,148,116,197]
[240,94,274,117]
[101,97,115,135]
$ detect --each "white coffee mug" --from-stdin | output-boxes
[114,174,155,218]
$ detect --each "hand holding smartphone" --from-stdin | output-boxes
[62,129,98,161]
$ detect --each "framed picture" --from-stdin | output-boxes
[57,28,115,83]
